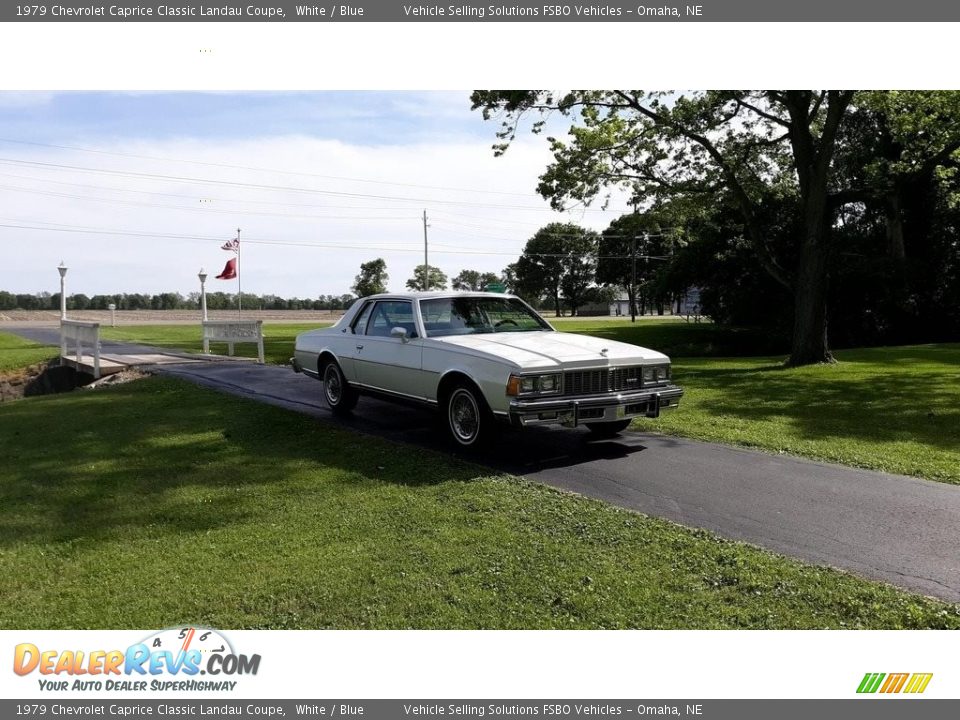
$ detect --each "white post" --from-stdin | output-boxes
[198,269,209,322]
[108,303,116,327]
[57,261,68,320]
[236,227,242,319]
[422,210,429,291]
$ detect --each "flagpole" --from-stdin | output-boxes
[236,227,242,319]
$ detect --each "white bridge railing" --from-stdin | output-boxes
[60,319,101,379]
[202,320,265,363]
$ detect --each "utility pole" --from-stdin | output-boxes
[630,200,640,323]
[644,232,651,316]
[630,234,637,323]
[422,210,429,291]
[236,227,242,318]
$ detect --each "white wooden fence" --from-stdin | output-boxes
[60,320,101,379]
[202,320,265,363]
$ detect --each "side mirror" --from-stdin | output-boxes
[390,326,409,343]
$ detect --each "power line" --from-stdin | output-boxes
[0,170,428,212]
[0,220,670,260]
[0,157,579,212]
[0,137,589,201]
[0,183,420,222]
[0,158,608,212]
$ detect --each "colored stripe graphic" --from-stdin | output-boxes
[904,673,934,694]
[880,673,909,693]
[857,673,885,693]
[857,672,932,694]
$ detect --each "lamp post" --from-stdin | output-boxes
[57,261,68,320]
[198,268,208,322]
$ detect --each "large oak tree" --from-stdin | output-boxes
[472,90,872,365]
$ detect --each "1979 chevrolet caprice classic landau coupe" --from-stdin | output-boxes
[292,292,682,449]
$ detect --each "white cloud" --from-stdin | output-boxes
[1,133,631,298]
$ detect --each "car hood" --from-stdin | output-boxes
[433,330,669,369]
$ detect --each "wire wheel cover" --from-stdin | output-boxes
[449,389,479,442]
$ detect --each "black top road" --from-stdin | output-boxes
[8,326,960,603]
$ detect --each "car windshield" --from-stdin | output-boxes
[420,296,552,337]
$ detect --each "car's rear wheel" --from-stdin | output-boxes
[585,419,632,438]
[321,359,358,414]
[444,381,494,450]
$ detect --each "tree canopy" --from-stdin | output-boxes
[352,258,389,297]
[514,223,598,316]
[472,90,960,364]
[406,264,448,291]
[452,269,500,291]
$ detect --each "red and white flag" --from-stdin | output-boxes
[215,258,237,280]
[221,237,240,253]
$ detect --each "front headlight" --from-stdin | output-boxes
[643,365,670,384]
[539,374,558,392]
[506,373,562,396]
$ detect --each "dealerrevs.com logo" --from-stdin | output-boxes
[13,627,261,692]
[857,672,933,694]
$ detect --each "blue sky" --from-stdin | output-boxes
[0,92,629,297]
[0,92,489,146]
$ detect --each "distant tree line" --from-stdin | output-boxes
[0,291,356,312]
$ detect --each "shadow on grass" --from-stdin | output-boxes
[672,345,960,452]
[0,377,480,548]
[574,323,789,358]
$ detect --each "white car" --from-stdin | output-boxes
[292,292,683,449]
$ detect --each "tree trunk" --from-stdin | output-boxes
[779,91,853,367]
[884,192,906,263]
[788,193,833,366]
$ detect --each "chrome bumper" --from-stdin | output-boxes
[508,385,683,427]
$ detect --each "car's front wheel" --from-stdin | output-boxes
[321,359,359,414]
[444,381,494,450]
[585,419,632,438]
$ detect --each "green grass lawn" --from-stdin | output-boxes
[100,323,328,365]
[1,376,958,629]
[551,317,788,357]
[0,331,56,373]
[651,344,960,484]
[99,321,959,485]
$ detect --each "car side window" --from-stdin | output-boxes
[366,301,418,339]
[351,302,375,335]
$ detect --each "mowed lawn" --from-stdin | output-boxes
[0,331,57,373]
[1,375,958,629]
[100,323,328,364]
[99,320,960,485]
[652,345,960,485]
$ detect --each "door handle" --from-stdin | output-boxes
[356,344,364,350]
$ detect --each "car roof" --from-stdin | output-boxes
[359,291,516,301]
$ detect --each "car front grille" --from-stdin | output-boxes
[563,366,645,396]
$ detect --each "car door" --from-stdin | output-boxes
[331,299,375,381]
[353,300,425,399]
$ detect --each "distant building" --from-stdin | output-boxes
[677,287,701,316]
[607,287,702,317]
[608,292,631,317]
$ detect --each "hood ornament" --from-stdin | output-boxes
[600,348,609,357]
